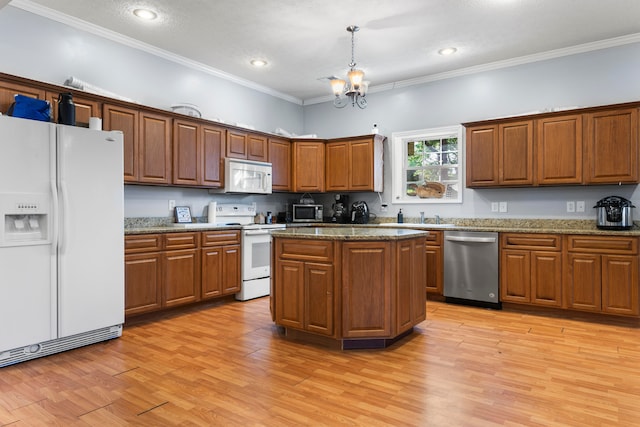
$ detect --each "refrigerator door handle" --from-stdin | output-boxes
[59,180,69,253]
[50,179,59,249]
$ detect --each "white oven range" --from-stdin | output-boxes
[207,202,285,301]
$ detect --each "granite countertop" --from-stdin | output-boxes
[271,226,428,241]
[124,217,640,236]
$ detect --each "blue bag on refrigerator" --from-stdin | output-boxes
[8,94,51,122]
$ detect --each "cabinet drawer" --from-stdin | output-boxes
[201,230,241,246]
[125,234,162,254]
[501,233,561,251]
[277,239,334,261]
[566,235,638,254]
[164,232,200,249]
[425,230,443,246]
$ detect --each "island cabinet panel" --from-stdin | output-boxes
[304,262,334,335]
[584,108,639,184]
[268,137,292,192]
[425,231,443,294]
[275,259,305,330]
[536,114,582,185]
[500,233,562,307]
[396,237,426,333]
[564,235,639,316]
[341,242,392,338]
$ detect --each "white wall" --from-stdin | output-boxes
[304,43,640,220]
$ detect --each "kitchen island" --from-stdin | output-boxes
[270,227,428,349]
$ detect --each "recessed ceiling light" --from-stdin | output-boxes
[438,47,457,56]
[133,8,158,21]
[250,59,268,67]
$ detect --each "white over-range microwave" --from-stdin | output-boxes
[215,158,272,194]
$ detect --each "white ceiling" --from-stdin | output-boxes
[8,0,640,104]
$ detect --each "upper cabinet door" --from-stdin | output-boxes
[103,104,139,182]
[292,141,325,192]
[584,108,639,184]
[226,130,248,159]
[536,114,583,185]
[499,121,533,186]
[466,125,499,187]
[325,141,350,192]
[139,111,172,184]
[247,134,268,162]
[268,137,291,192]
[202,124,225,188]
[173,119,200,186]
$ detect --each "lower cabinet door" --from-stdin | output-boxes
[564,253,601,312]
[124,252,162,316]
[602,255,639,316]
[275,259,304,329]
[201,247,222,299]
[221,244,241,295]
[163,249,200,307]
[531,251,562,307]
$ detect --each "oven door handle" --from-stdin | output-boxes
[244,229,271,236]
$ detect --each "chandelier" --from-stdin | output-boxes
[330,25,368,109]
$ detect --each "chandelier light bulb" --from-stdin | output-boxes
[330,25,368,109]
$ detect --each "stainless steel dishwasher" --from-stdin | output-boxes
[443,230,500,308]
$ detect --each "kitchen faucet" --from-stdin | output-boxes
[435,214,441,224]
[419,212,425,224]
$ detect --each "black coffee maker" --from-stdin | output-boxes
[350,201,370,224]
[331,194,349,223]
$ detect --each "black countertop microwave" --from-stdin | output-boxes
[292,204,323,222]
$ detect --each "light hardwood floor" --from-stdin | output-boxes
[1,298,639,426]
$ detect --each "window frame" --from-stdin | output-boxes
[391,125,463,204]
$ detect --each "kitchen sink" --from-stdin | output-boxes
[379,222,456,228]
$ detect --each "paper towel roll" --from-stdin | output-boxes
[208,202,217,223]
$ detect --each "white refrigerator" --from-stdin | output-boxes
[0,115,124,367]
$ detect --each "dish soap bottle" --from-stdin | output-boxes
[397,209,403,223]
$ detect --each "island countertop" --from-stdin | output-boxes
[270,226,428,241]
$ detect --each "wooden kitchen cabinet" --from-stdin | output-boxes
[396,237,426,333]
[47,91,100,127]
[104,105,172,185]
[163,233,200,308]
[564,235,639,316]
[268,137,292,191]
[425,230,443,294]
[139,110,172,184]
[172,119,225,188]
[274,239,335,336]
[584,108,639,184]
[536,114,583,185]
[500,233,563,307]
[226,129,268,161]
[325,135,384,192]
[124,234,163,316]
[0,80,45,115]
[201,230,241,299]
[103,104,139,182]
[292,140,325,192]
[466,121,533,187]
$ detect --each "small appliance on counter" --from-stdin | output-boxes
[594,196,635,230]
[350,201,370,224]
[331,194,349,223]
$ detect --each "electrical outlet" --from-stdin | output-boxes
[576,201,585,212]
[499,202,507,213]
[567,201,575,213]
[169,199,176,211]
[491,202,499,212]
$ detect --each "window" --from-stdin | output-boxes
[391,125,463,204]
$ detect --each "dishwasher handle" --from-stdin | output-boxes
[445,235,497,243]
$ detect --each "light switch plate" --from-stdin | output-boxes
[567,201,575,212]
[576,201,585,212]
[499,202,507,213]
[491,202,499,212]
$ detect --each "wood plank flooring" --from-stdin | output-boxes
[1,298,639,426]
